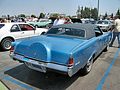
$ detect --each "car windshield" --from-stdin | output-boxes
[0,24,5,29]
[46,27,85,38]
[97,21,109,24]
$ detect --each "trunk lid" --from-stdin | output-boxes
[15,35,86,64]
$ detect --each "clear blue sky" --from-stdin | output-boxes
[0,0,120,16]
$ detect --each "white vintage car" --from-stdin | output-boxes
[96,20,113,32]
[0,23,48,50]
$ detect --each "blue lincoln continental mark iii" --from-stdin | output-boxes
[10,23,112,77]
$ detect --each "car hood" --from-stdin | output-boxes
[14,35,86,63]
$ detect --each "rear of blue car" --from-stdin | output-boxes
[10,23,113,77]
[10,35,87,77]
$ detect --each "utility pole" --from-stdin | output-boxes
[97,0,99,20]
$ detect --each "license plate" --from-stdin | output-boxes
[32,64,46,72]
[25,59,46,73]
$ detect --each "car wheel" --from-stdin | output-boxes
[82,57,93,75]
[1,38,13,50]
[35,25,39,28]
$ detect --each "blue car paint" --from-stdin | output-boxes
[14,35,85,65]
[10,24,113,77]
[70,38,97,75]
[71,32,112,75]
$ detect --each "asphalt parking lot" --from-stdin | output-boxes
[0,40,120,90]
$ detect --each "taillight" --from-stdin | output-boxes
[68,57,74,67]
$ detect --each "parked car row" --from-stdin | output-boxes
[10,23,112,77]
[27,19,52,28]
[0,23,48,50]
[80,19,114,32]
[27,17,113,33]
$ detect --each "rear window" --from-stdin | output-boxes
[46,27,85,38]
[0,24,5,29]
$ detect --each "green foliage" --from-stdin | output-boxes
[31,14,36,18]
[50,13,59,18]
[18,14,26,18]
[110,13,113,18]
[103,12,108,19]
[83,7,91,18]
[76,6,81,18]
[39,13,45,19]
[91,8,98,20]
[116,9,120,16]
[76,6,98,20]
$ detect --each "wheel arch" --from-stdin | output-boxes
[0,36,15,50]
[1,36,15,43]
[88,52,96,61]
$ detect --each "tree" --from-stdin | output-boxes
[50,13,59,18]
[103,12,108,19]
[76,5,81,18]
[116,9,120,16]
[76,6,98,20]
[110,13,113,19]
[82,7,91,18]
[18,14,26,18]
[7,15,10,20]
[39,13,45,19]
[91,8,98,20]
[80,7,84,18]
[31,14,36,18]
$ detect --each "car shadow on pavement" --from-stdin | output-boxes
[0,48,9,52]
[4,64,85,90]
[110,46,119,48]
[0,49,5,52]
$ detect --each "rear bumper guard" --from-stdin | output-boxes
[10,53,74,77]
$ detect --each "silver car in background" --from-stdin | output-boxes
[96,20,113,32]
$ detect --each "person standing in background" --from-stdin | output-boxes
[64,17,72,24]
[109,15,120,48]
[53,16,60,26]
[53,16,65,26]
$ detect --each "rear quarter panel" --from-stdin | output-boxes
[71,38,97,75]
[71,32,112,75]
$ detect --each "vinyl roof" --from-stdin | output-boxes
[52,23,96,39]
